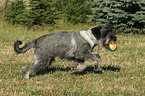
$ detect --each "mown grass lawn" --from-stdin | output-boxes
[0,21,145,96]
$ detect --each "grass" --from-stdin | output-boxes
[0,20,145,96]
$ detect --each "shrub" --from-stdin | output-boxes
[88,0,145,34]
[4,0,92,27]
[59,0,92,24]
[25,0,60,27]
[4,0,26,24]
[4,0,60,27]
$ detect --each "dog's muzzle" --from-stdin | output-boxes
[104,36,117,49]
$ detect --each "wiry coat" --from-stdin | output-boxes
[14,24,117,79]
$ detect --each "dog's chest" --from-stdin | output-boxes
[80,30,98,48]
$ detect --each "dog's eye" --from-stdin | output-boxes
[111,36,117,41]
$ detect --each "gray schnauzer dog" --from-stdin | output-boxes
[14,24,117,79]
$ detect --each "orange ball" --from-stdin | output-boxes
[109,43,117,51]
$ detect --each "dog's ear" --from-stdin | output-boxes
[101,24,114,33]
[91,24,114,38]
[100,24,114,37]
[91,26,102,39]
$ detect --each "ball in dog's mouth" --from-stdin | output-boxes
[108,43,117,51]
[104,39,117,51]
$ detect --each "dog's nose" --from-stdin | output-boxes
[113,37,117,41]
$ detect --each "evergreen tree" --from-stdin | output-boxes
[88,0,145,34]
[4,0,60,27]
[59,0,92,24]
[24,0,60,27]
[4,0,26,24]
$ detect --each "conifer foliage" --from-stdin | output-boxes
[4,0,26,24]
[88,0,145,33]
[26,0,60,27]
[4,0,145,34]
[4,0,91,27]
[4,0,60,27]
[59,0,92,24]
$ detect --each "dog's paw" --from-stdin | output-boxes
[22,70,31,79]
[69,68,78,74]
[94,65,102,71]
[22,66,27,72]
[22,66,30,79]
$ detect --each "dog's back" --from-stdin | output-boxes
[14,31,91,60]
[33,31,90,59]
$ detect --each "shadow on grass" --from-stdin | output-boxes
[37,65,121,76]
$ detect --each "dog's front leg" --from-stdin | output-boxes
[98,40,106,51]
[69,60,86,74]
[89,53,101,71]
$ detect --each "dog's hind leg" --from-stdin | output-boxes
[35,57,54,75]
[22,57,54,79]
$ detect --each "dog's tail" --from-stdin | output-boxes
[14,40,35,54]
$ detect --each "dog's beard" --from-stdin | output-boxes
[104,38,117,49]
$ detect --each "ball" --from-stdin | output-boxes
[109,43,117,51]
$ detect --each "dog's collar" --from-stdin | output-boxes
[80,30,97,48]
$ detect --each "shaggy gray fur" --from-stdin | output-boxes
[14,24,117,79]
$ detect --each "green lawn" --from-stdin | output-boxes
[0,21,145,95]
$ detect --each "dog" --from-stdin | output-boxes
[14,24,117,79]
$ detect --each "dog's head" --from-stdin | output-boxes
[91,24,117,50]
